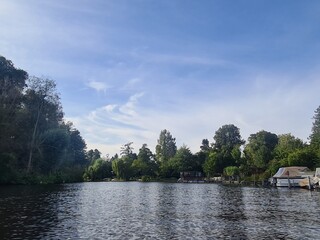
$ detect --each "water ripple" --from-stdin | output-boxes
[0,183,320,239]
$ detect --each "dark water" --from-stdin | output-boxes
[0,182,320,240]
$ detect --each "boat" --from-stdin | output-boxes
[299,168,320,189]
[271,166,315,188]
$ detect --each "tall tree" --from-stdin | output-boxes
[310,106,320,150]
[0,56,28,155]
[274,134,304,161]
[203,152,218,178]
[83,158,112,181]
[244,130,278,171]
[87,149,101,162]
[213,124,245,152]
[25,77,63,172]
[155,129,177,163]
[132,144,157,177]
[168,145,196,177]
[120,142,136,159]
[63,122,87,165]
[211,124,245,173]
[200,139,210,152]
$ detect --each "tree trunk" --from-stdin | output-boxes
[27,99,43,173]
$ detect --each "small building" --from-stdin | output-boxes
[178,171,205,183]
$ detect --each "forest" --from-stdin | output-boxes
[1,55,320,184]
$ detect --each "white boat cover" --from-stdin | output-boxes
[273,166,311,178]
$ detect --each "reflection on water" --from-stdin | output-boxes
[1,182,320,239]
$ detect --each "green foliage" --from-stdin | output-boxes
[87,149,101,162]
[83,158,112,181]
[141,175,152,182]
[159,161,175,178]
[200,139,211,152]
[112,156,134,180]
[167,145,195,177]
[209,124,245,173]
[224,166,239,177]
[120,142,134,157]
[132,144,158,177]
[274,134,304,160]
[0,56,28,159]
[244,130,278,170]
[0,56,89,184]
[0,153,18,184]
[155,129,177,163]
[1,55,320,184]
[285,147,319,169]
[213,124,245,152]
[38,128,69,173]
[203,152,218,177]
[265,159,282,177]
[310,106,320,158]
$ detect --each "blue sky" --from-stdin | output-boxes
[1,0,320,156]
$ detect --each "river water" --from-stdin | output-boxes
[0,182,319,239]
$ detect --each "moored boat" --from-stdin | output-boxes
[299,168,320,189]
[271,166,314,188]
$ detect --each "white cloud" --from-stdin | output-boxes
[69,74,320,156]
[125,78,142,87]
[103,104,118,113]
[86,80,110,94]
[2,0,320,158]
[119,92,144,116]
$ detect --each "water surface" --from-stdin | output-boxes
[1,182,319,239]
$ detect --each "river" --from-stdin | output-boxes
[0,182,319,239]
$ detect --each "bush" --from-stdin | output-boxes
[141,175,151,182]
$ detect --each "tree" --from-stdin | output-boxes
[213,124,245,152]
[211,124,245,173]
[83,158,112,181]
[38,128,69,173]
[120,142,136,160]
[111,143,137,180]
[87,149,101,162]
[25,77,63,173]
[0,56,89,183]
[155,129,177,163]
[310,106,320,150]
[66,126,87,165]
[200,139,210,152]
[203,152,218,178]
[274,134,304,160]
[195,139,211,173]
[112,156,133,180]
[244,130,278,171]
[224,166,240,179]
[286,147,319,169]
[168,145,195,177]
[132,144,157,177]
[0,56,28,156]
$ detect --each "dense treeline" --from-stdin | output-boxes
[0,56,88,184]
[2,55,320,184]
[85,108,320,182]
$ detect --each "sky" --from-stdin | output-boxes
[1,0,320,156]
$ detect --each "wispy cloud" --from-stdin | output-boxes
[2,0,320,156]
[68,73,320,156]
[86,80,110,94]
